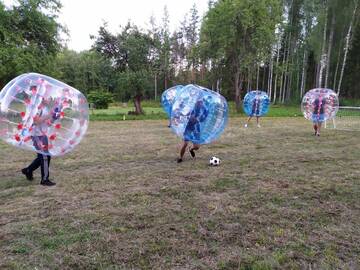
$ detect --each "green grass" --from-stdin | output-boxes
[89,105,167,121]
[0,118,359,269]
[339,98,360,107]
[90,102,302,121]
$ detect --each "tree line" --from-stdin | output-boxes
[0,0,359,113]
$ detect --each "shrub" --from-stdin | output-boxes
[87,91,114,109]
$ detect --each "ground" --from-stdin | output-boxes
[0,118,359,269]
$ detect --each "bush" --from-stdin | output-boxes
[87,91,114,109]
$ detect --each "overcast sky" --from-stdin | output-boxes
[3,0,209,52]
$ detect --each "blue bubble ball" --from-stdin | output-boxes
[162,84,228,145]
[161,85,184,117]
[243,90,270,117]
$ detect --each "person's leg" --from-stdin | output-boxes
[256,117,260,127]
[178,141,188,163]
[22,154,41,180]
[37,136,55,186]
[189,144,200,158]
[317,122,322,136]
[22,136,43,180]
[245,116,252,127]
[28,154,42,171]
[40,154,55,186]
[313,122,318,135]
[40,154,50,180]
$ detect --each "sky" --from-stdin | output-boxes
[3,0,209,52]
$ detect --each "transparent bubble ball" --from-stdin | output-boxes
[0,73,89,156]
[243,90,270,117]
[301,88,339,122]
[162,84,228,144]
[161,85,184,117]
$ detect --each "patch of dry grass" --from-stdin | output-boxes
[0,118,359,269]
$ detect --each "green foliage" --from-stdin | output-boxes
[1,0,360,105]
[114,70,153,101]
[93,23,153,72]
[200,0,282,101]
[92,23,156,104]
[87,91,114,109]
[0,0,63,87]
[54,49,113,95]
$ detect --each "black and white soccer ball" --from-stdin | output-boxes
[209,156,220,166]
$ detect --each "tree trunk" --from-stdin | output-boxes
[325,10,335,88]
[337,1,357,95]
[191,63,196,83]
[300,49,307,98]
[134,94,144,115]
[200,62,205,81]
[267,63,270,94]
[262,65,266,90]
[318,6,328,88]
[154,74,157,100]
[296,56,301,99]
[247,67,251,91]
[282,29,292,103]
[315,62,321,88]
[280,33,290,104]
[235,71,242,113]
[301,3,312,97]
[216,78,221,93]
[287,71,293,102]
[268,58,273,101]
[279,71,284,104]
[333,38,342,90]
[273,44,280,103]
[164,73,168,90]
[256,64,260,90]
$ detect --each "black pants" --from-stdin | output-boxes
[27,136,51,181]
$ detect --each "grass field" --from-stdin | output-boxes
[0,118,359,269]
[89,103,302,121]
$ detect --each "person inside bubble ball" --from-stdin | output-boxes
[21,86,60,186]
[245,95,261,128]
[177,99,208,163]
[312,95,327,136]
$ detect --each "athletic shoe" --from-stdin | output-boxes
[177,158,183,163]
[189,148,196,158]
[40,179,56,186]
[21,168,33,181]
[257,124,261,128]
[244,124,248,128]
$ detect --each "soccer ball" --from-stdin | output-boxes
[209,156,220,166]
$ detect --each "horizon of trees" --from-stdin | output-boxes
[1,0,359,113]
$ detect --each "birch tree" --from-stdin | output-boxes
[337,0,358,95]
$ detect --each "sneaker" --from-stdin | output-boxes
[21,168,33,181]
[40,179,56,186]
[189,148,196,158]
[257,124,261,128]
[176,158,183,163]
[244,124,248,128]
[316,133,320,137]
